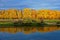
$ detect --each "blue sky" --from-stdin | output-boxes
[0,0,60,10]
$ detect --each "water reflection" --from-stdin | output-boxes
[0,26,60,34]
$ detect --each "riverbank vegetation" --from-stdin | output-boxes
[0,8,60,26]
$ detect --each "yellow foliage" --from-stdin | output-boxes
[23,8,31,19]
[0,9,60,19]
[17,10,22,19]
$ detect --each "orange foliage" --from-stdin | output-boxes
[0,9,60,19]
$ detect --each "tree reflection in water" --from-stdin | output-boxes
[0,26,60,34]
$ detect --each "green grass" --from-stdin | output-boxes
[44,19,60,23]
[0,19,60,26]
[0,22,14,26]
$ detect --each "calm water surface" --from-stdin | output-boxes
[0,25,60,34]
[0,26,60,40]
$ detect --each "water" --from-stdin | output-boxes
[0,26,60,34]
[0,26,60,40]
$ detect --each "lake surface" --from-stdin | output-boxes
[0,26,60,34]
[0,26,60,40]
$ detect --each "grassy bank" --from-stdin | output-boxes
[0,19,60,27]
